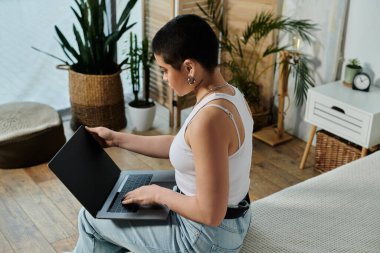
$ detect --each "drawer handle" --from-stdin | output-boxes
[331,106,345,114]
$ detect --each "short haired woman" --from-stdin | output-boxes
[72,14,253,253]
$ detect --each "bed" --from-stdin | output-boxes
[241,151,380,253]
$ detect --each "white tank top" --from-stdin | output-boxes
[169,86,253,205]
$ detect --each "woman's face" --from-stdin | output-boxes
[154,54,193,96]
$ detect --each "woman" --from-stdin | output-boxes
[72,14,253,253]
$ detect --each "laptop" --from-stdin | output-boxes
[48,125,176,220]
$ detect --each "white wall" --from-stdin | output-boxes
[275,0,380,140]
[0,0,142,111]
[343,0,380,87]
[280,0,380,142]
[0,0,74,110]
[117,0,143,96]
[279,0,348,141]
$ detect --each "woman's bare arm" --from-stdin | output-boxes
[123,108,233,226]
[117,134,174,158]
[86,126,174,158]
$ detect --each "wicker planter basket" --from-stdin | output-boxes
[69,70,126,131]
[315,130,361,173]
[252,110,270,132]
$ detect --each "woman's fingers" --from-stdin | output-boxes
[85,126,111,147]
[121,196,133,205]
[121,185,157,205]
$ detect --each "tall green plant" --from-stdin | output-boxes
[33,0,137,75]
[128,33,141,103]
[198,0,317,109]
[141,36,154,104]
[127,33,154,107]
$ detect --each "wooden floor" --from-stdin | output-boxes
[0,104,318,253]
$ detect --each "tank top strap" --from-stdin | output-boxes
[201,104,241,148]
[184,85,245,128]
[184,88,243,148]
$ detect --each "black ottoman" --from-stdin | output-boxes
[0,102,66,169]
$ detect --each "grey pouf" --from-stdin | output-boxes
[0,102,66,169]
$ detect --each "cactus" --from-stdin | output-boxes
[347,58,361,69]
[127,33,154,106]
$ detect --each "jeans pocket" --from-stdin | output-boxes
[178,215,204,245]
[210,243,243,253]
[218,219,244,234]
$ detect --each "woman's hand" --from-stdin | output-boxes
[85,126,118,148]
[122,184,163,206]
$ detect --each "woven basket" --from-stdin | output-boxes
[69,70,126,131]
[252,110,270,132]
[315,130,361,173]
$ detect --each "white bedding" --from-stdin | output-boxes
[241,151,380,253]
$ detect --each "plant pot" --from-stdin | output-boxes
[69,70,127,131]
[127,102,156,132]
[252,110,271,132]
[343,65,362,87]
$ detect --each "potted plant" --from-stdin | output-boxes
[343,58,362,87]
[198,1,316,130]
[126,33,156,132]
[33,0,138,130]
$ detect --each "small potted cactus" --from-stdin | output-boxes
[343,58,362,87]
[126,33,156,132]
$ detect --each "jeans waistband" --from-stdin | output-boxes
[174,186,250,219]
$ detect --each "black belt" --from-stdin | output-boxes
[225,193,250,219]
[174,186,250,219]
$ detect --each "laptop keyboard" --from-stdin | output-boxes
[108,174,153,213]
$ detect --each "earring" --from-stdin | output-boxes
[187,76,196,85]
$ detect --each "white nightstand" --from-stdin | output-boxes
[299,81,380,169]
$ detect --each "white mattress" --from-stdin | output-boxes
[241,151,380,253]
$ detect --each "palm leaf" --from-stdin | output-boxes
[197,0,230,46]
[243,12,276,43]
[198,1,317,108]
[263,45,288,57]
[283,19,317,44]
[291,56,315,106]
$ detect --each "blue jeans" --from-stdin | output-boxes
[72,207,251,253]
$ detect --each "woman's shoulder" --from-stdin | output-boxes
[186,101,233,139]
[185,107,232,153]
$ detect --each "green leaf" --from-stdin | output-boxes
[58,41,76,65]
[33,0,138,74]
[263,45,288,57]
[198,1,317,108]
[55,26,80,61]
[73,25,89,66]
[117,0,138,29]
[31,46,69,65]
[291,56,315,106]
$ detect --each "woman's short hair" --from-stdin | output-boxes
[152,14,219,72]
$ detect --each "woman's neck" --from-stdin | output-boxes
[194,70,226,103]
[194,69,227,104]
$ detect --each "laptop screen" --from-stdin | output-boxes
[48,125,120,217]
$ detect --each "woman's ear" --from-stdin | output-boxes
[183,59,195,73]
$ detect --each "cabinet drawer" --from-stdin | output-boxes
[306,94,370,145]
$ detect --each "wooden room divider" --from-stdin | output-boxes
[143,0,281,128]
